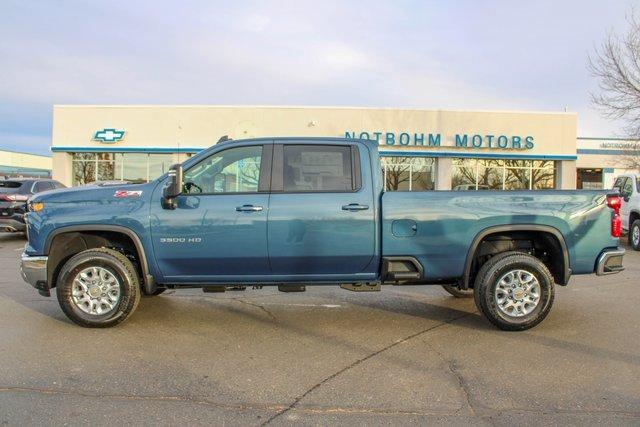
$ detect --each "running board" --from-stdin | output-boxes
[340,283,381,292]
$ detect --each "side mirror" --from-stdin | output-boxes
[161,164,183,209]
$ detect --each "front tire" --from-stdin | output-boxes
[56,248,141,328]
[629,220,640,251]
[442,284,474,298]
[474,251,554,331]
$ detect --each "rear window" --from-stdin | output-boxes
[0,181,26,193]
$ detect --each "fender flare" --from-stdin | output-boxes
[45,224,152,288]
[462,224,570,288]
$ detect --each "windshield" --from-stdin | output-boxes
[0,181,26,193]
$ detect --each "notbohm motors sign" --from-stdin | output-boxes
[345,131,535,150]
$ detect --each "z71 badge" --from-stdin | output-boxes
[114,190,142,198]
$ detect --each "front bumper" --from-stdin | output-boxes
[20,253,49,296]
[0,218,26,232]
[596,248,625,276]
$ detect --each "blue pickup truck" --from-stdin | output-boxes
[21,137,625,330]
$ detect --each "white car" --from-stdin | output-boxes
[612,174,640,250]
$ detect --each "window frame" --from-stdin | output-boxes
[270,143,362,194]
[181,144,272,196]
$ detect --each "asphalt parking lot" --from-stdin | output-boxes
[0,233,639,426]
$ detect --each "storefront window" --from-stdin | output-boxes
[381,157,435,191]
[576,168,603,189]
[453,158,555,190]
[72,153,174,186]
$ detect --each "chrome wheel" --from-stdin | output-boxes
[494,269,540,318]
[633,225,640,246]
[71,267,121,316]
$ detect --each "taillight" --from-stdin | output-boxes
[607,194,622,238]
[0,194,29,202]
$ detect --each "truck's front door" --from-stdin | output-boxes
[150,144,272,281]
[267,142,377,280]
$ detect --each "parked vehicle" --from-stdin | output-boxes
[612,174,640,250]
[0,179,65,233]
[21,138,624,330]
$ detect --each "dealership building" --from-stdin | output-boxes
[50,105,637,190]
[0,149,52,179]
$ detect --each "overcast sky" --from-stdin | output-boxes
[0,0,635,155]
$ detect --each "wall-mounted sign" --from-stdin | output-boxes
[345,131,535,150]
[599,142,640,151]
[94,128,125,143]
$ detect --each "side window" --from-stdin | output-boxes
[622,177,634,198]
[183,145,263,194]
[33,181,53,193]
[283,145,354,192]
[613,177,626,192]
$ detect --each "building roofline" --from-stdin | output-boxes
[52,104,577,116]
[577,136,636,141]
[0,148,52,158]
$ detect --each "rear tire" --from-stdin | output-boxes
[474,251,554,331]
[441,284,474,298]
[629,220,640,251]
[56,248,141,328]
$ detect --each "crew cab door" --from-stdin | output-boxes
[267,142,378,280]
[150,144,272,281]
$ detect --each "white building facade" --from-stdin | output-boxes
[51,105,583,190]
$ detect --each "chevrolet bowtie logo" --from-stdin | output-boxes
[94,128,125,143]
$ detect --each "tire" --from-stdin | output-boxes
[473,251,554,331]
[629,220,640,251]
[441,284,474,298]
[56,248,141,328]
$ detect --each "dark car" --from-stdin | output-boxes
[0,179,65,233]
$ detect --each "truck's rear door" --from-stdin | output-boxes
[267,142,378,279]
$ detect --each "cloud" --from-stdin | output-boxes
[0,0,635,155]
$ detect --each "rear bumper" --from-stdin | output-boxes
[596,248,625,276]
[20,253,50,296]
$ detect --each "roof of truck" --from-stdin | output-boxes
[215,136,377,146]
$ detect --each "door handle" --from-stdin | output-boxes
[342,203,369,211]
[236,204,263,212]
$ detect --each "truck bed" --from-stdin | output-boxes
[381,190,618,280]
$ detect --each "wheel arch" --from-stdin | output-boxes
[44,225,152,290]
[462,224,570,289]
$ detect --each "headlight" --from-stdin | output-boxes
[29,202,44,212]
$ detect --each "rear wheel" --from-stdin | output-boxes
[56,248,141,328]
[474,251,554,331]
[629,220,640,251]
[441,284,474,298]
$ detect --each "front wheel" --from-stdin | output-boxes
[56,248,141,328]
[474,252,554,331]
[629,220,640,251]
[441,284,474,298]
